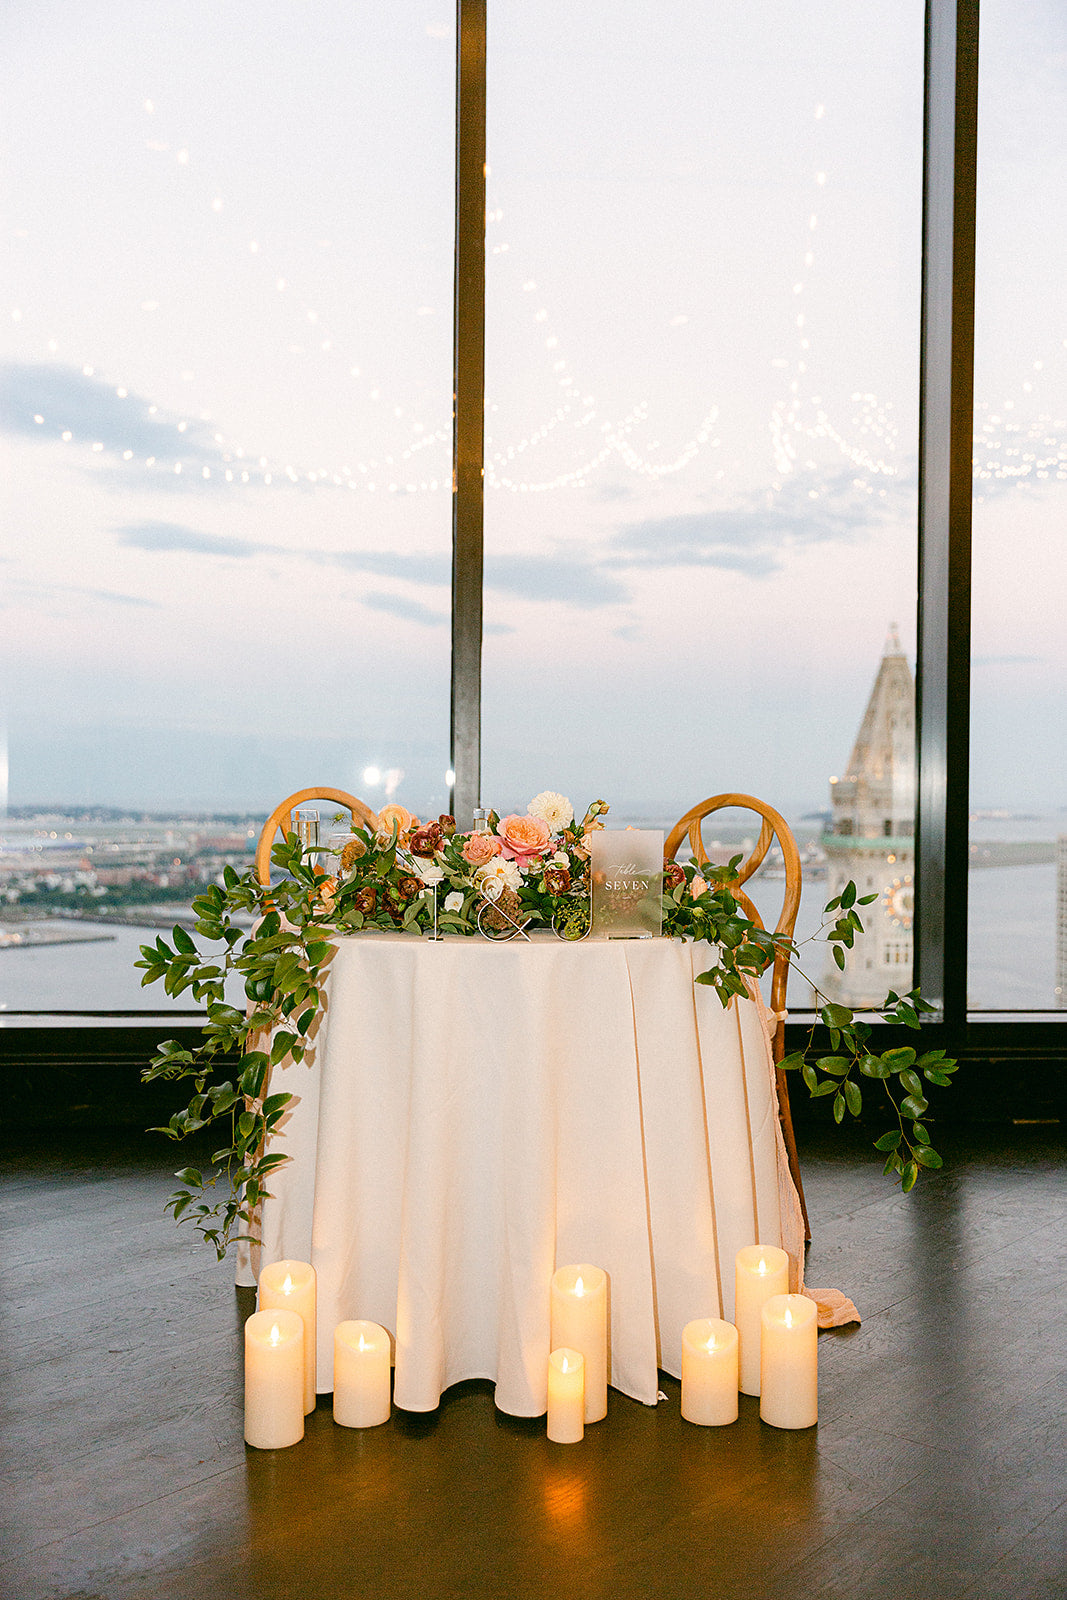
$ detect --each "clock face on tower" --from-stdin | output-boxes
[883,874,913,929]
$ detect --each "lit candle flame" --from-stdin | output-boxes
[269,1322,282,1346]
[784,1306,794,1328]
[282,1273,293,1294]
[757,1256,767,1275]
[574,1275,585,1296]
[358,1334,367,1352]
[561,1354,571,1373]
[705,1334,718,1353]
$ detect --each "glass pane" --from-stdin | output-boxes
[484,0,923,1007]
[969,0,1067,1010]
[0,2,454,1012]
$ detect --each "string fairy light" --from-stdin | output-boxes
[7,97,1065,501]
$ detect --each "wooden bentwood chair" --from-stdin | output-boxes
[254,787,380,887]
[664,793,810,1241]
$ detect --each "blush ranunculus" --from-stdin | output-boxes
[462,832,503,866]
[496,813,552,862]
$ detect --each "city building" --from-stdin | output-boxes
[822,628,915,1006]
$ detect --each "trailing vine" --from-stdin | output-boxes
[139,813,956,1257]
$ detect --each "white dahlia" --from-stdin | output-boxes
[527,791,574,831]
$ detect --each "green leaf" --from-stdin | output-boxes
[844,1079,862,1117]
[901,1161,919,1192]
[911,1122,931,1145]
[820,1003,854,1029]
[858,892,878,905]
[841,881,856,909]
[873,1130,902,1151]
[802,1062,818,1093]
[172,924,197,955]
[859,1054,891,1078]
[833,945,845,971]
[924,1070,953,1087]
[882,1047,917,1070]
[900,1069,924,1098]
[815,1056,850,1077]
[900,1093,929,1119]
[811,1078,839,1098]
[914,1147,943,1169]
[779,1051,807,1073]
[174,1166,202,1186]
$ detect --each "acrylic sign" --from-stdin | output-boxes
[589,829,664,939]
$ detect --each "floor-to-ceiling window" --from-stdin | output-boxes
[1,1,454,1012]
[1,1,1064,1042]
[968,0,1067,1012]
[482,0,923,1006]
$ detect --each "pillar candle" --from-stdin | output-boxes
[680,1318,739,1426]
[244,1308,304,1449]
[734,1244,789,1396]
[547,1348,585,1443]
[759,1293,817,1428]
[259,1258,317,1414]
[333,1321,391,1428]
[550,1264,607,1422]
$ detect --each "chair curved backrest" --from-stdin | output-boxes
[666,792,808,1238]
[254,788,379,886]
[665,792,802,1041]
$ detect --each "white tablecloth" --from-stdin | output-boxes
[236,934,805,1416]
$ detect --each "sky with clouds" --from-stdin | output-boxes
[1,0,1063,821]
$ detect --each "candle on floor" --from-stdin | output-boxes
[244,1308,304,1449]
[550,1264,608,1422]
[333,1321,391,1428]
[681,1318,739,1426]
[547,1348,585,1443]
[734,1244,789,1396]
[759,1293,818,1429]
[259,1259,317,1413]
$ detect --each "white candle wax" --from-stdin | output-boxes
[333,1320,391,1428]
[259,1258,317,1414]
[244,1308,304,1449]
[734,1244,789,1396]
[759,1293,818,1429]
[680,1318,739,1426]
[547,1347,585,1443]
[550,1264,608,1423]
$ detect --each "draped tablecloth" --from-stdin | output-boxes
[236,933,805,1416]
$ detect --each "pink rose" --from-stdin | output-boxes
[462,832,503,866]
[496,813,552,862]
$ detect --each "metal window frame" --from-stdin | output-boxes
[1,0,1063,1076]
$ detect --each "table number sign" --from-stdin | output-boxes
[589,829,664,939]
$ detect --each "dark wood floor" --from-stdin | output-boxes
[1,1122,1064,1600]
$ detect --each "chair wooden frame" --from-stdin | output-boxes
[254,788,380,886]
[665,792,810,1240]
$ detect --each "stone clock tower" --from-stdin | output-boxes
[822,627,915,1007]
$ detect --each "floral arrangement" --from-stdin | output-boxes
[312,792,611,942]
[138,792,957,1257]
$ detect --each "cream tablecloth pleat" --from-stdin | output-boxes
[237,934,805,1417]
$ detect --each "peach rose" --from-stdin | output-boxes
[376,804,416,843]
[496,813,552,862]
[462,832,503,866]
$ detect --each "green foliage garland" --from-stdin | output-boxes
[139,803,956,1257]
